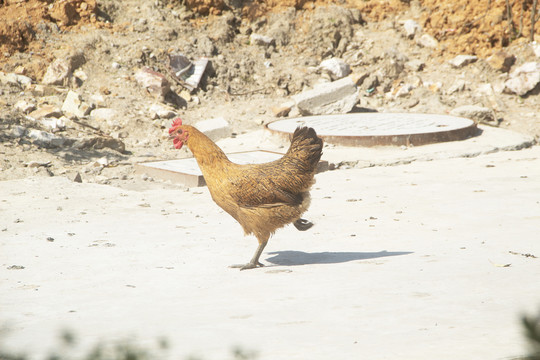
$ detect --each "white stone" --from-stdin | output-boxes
[416,33,438,48]
[250,33,274,46]
[62,90,92,117]
[531,42,540,58]
[42,58,71,85]
[91,108,117,121]
[293,76,358,116]
[194,117,232,141]
[149,103,176,119]
[446,79,468,95]
[14,100,36,113]
[403,19,421,38]
[448,55,478,68]
[10,125,27,138]
[504,62,540,96]
[320,58,351,80]
[27,129,66,147]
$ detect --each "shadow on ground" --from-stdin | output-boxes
[265,250,412,266]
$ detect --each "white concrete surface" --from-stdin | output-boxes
[1,144,540,360]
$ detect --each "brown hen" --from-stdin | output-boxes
[169,118,323,269]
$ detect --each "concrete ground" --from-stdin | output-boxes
[1,127,540,360]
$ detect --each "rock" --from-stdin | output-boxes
[292,76,358,115]
[320,58,351,80]
[90,108,117,122]
[450,105,496,125]
[9,125,27,138]
[531,42,540,57]
[416,33,438,48]
[28,104,63,120]
[73,172,82,183]
[405,59,425,72]
[403,19,421,38]
[30,84,63,97]
[250,33,274,46]
[149,104,176,119]
[27,129,67,147]
[194,117,231,141]
[15,74,32,88]
[41,117,67,132]
[73,69,88,81]
[134,67,171,99]
[0,71,32,88]
[62,90,92,117]
[272,102,294,117]
[89,93,106,107]
[42,58,71,85]
[487,51,515,72]
[504,62,540,96]
[448,55,478,68]
[381,59,404,80]
[14,100,36,113]
[73,136,126,153]
[446,79,468,94]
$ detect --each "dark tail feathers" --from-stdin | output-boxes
[286,127,323,169]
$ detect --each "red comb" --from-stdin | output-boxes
[169,117,183,134]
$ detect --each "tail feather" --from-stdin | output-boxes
[286,127,323,170]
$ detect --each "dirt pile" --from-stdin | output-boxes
[0,0,100,60]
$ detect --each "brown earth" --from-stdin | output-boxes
[0,0,539,188]
[2,0,540,66]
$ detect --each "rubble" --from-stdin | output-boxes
[134,67,171,99]
[169,54,209,91]
[292,76,358,115]
[42,58,72,85]
[27,105,63,120]
[487,51,515,72]
[73,136,126,153]
[320,58,351,80]
[450,105,497,125]
[504,62,540,96]
[416,33,438,48]
[402,19,421,38]
[0,71,32,88]
[250,33,274,46]
[14,100,36,113]
[62,90,92,117]
[448,55,478,68]
[90,108,117,122]
[150,104,177,119]
[27,129,67,147]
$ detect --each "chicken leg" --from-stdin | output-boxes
[230,237,268,270]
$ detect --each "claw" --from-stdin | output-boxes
[229,262,264,270]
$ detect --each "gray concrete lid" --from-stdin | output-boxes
[266,113,478,146]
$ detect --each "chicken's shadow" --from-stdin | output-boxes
[265,250,412,266]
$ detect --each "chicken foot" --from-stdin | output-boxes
[293,218,314,231]
[230,240,268,270]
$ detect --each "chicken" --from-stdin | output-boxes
[168,118,323,270]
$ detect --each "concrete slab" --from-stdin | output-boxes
[267,113,477,146]
[1,146,540,360]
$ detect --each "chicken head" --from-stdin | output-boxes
[168,117,187,149]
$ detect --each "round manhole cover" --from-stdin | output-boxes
[266,113,478,147]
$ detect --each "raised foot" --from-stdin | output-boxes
[293,218,314,231]
[229,261,265,270]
